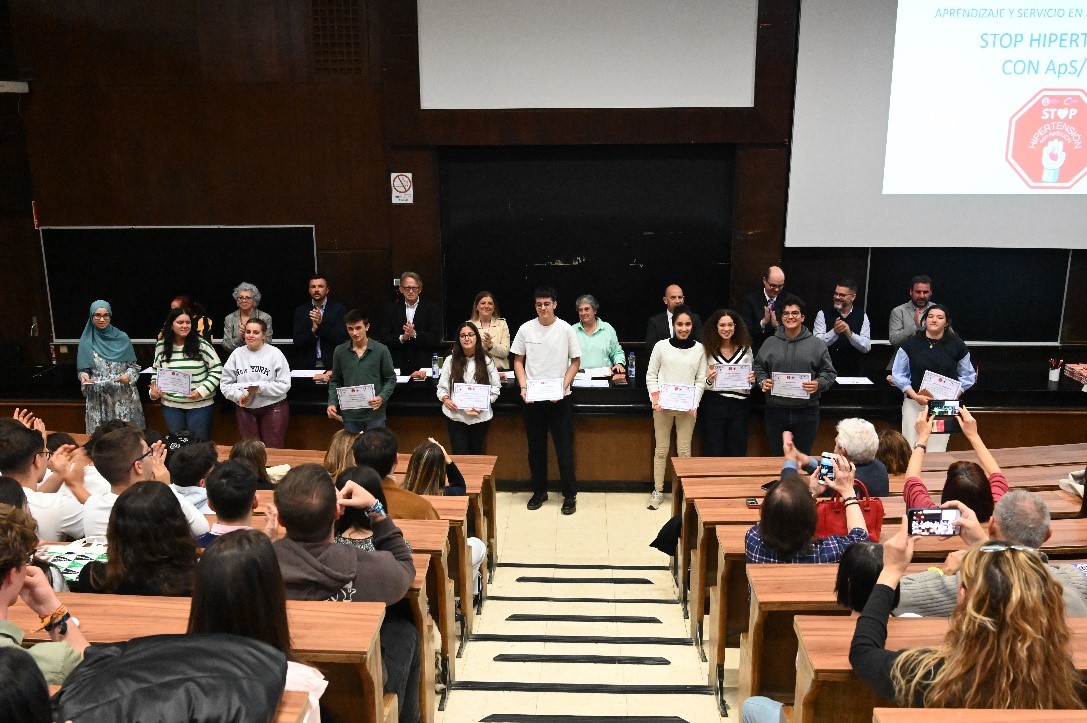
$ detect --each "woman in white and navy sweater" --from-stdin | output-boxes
[150,308,223,441]
[645,305,707,510]
[699,309,755,457]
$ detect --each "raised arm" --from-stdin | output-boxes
[958,406,1001,478]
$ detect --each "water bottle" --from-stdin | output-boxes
[627,351,636,381]
[431,353,439,378]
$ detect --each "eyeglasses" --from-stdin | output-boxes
[766,282,784,290]
[236,296,254,301]
[131,447,154,469]
[980,541,1038,554]
[92,313,111,319]
[781,311,802,317]
[401,286,421,292]
[832,292,854,298]
[458,333,476,339]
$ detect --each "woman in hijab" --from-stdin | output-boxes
[77,300,145,433]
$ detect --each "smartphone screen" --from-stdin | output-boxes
[907,508,962,536]
[818,452,836,483]
[927,399,960,416]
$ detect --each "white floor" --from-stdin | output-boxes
[435,491,738,723]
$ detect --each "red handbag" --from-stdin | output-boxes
[815,480,884,542]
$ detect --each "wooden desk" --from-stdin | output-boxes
[16,593,386,723]
[888,463,1086,495]
[793,616,1087,723]
[408,553,435,723]
[423,494,475,649]
[398,518,456,690]
[874,709,1087,722]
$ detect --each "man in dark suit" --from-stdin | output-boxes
[741,265,790,353]
[379,271,443,376]
[645,284,703,350]
[292,274,348,369]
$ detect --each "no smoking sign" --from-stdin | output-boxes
[391,173,413,204]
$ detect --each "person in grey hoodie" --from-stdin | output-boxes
[272,463,419,723]
[753,297,836,456]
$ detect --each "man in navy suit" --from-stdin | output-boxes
[380,271,443,376]
[292,274,348,369]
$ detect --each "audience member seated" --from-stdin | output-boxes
[323,429,360,482]
[0,504,89,685]
[353,428,439,521]
[0,425,86,540]
[572,294,626,376]
[903,405,1006,523]
[195,460,263,548]
[188,529,327,722]
[782,418,890,497]
[894,491,1087,616]
[45,432,77,454]
[83,426,210,538]
[169,440,218,514]
[77,481,197,596]
[836,541,898,613]
[333,465,389,551]
[745,458,869,564]
[0,647,50,723]
[0,479,67,591]
[271,464,419,723]
[876,429,911,475]
[850,530,1086,710]
[229,438,278,489]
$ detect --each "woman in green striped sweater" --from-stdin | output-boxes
[149,308,223,441]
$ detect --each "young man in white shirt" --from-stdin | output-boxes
[0,425,87,540]
[511,286,582,514]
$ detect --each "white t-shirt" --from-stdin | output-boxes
[24,487,84,541]
[50,465,111,502]
[82,486,211,538]
[510,317,581,394]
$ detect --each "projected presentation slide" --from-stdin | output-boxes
[884,1,1087,194]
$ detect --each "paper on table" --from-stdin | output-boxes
[712,363,751,390]
[658,383,697,411]
[336,384,376,410]
[453,382,492,410]
[291,369,325,378]
[835,376,874,385]
[395,376,412,384]
[920,370,961,399]
[571,378,609,388]
[578,367,614,378]
[157,369,192,396]
[526,378,564,402]
[771,372,811,399]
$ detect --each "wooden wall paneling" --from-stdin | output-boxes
[317,249,391,322]
[196,1,308,83]
[779,247,870,316]
[729,145,791,308]
[1062,250,1087,344]
[385,147,442,329]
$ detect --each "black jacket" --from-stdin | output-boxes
[379,298,443,373]
[292,299,348,367]
[645,311,703,350]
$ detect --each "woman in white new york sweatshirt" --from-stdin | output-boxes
[221,318,293,447]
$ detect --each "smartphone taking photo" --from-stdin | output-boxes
[927,399,962,434]
[907,507,962,536]
[817,452,836,484]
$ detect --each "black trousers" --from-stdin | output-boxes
[523,395,577,497]
[379,615,420,723]
[763,404,820,456]
[446,417,490,455]
[699,393,750,457]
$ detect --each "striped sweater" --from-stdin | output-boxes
[152,337,223,409]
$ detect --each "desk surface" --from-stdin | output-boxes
[873,710,1087,722]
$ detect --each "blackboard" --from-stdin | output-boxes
[41,226,316,342]
[439,146,734,342]
[864,248,1068,343]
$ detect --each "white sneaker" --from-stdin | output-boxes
[647,491,664,510]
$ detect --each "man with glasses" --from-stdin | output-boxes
[753,298,836,456]
[812,279,871,376]
[741,265,791,353]
[0,425,86,540]
[511,286,582,514]
[380,271,443,377]
[82,426,209,538]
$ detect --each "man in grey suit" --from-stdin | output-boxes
[645,284,703,350]
[886,275,934,374]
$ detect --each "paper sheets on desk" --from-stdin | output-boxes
[571,378,609,388]
[835,376,874,385]
[577,367,614,379]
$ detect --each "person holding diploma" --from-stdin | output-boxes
[436,321,501,454]
[469,291,510,371]
[220,318,292,448]
[511,286,582,514]
[891,303,975,452]
[646,306,707,510]
[753,298,836,456]
[77,300,145,434]
[699,309,753,457]
[149,308,223,441]
[326,310,396,433]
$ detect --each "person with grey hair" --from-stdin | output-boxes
[380,271,443,377]
[892,492,1087,617]
[780,417,890,496]
[573,294,626,377]
[222,282,274,353]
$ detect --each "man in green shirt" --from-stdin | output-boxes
[326,310,397,433]
[0,504,89,685]
[573,294,627,379]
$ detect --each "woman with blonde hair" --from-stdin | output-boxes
[323,429,359,481]
[850,531,1085,710]
[468,291,510,370]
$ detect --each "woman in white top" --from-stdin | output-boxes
[700,309,755,457]
[437,321,501,454]
[469,291,511,370]
[220,319,292,448]
[646,306,707,510]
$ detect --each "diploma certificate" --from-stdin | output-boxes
[919,370,961,399]
[712,363,751,390]
[771,372,811,399]
[453,383,492,410]
[157,369,192,396]
[336,384,376,410]
[658,383,697,411]
[526,378,564,402]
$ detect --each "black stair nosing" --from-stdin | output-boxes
[485,595,675,604]
[469,633,692,646]
[516,576,653,584]
[482,716,689,723]
[493,653,671,665]
[450,681,713,695]
[505,613,661,623]
[498,562,669,571]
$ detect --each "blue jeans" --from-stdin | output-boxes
[161,404,215,441]
[741,696,785,723]
[344,416,387,433]
[763,404,819,456]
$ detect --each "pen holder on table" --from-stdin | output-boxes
[1049,368,1061,382]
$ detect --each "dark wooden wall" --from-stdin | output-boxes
[0,0,1082,368]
